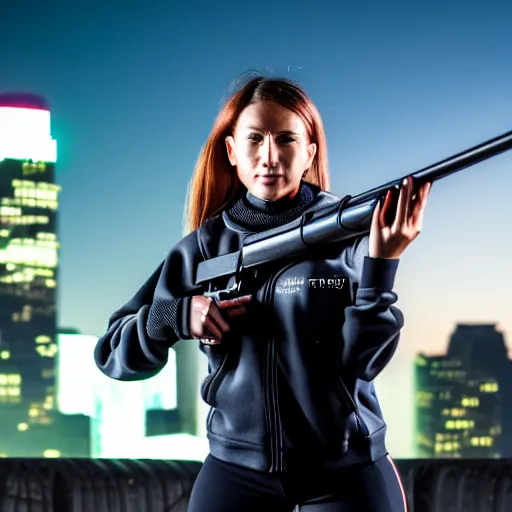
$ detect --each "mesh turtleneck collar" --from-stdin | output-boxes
[225,181,317,232]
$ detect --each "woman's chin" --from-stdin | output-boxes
[248,182,297,202]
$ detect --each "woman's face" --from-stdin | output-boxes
[225,101,317,201]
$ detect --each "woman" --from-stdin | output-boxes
[94,76,430,511]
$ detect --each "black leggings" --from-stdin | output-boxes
[187,454,407,511]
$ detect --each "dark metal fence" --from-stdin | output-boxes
[0,458,511,511]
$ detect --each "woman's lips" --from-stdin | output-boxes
[257,175,283,184]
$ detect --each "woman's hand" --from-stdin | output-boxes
[369,176,431,259]
[189,295,252,345]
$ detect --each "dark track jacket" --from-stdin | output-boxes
[94,188,404,473]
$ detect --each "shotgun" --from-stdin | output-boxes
[196,130,512,301]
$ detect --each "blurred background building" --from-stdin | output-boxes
[0,92,86,457]
[57,329,208,460]
[415,323,512,459]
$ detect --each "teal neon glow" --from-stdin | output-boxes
[0,107,57,163]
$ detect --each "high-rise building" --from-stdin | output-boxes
[0,92,61,456]
[447,323,512,457]
[414,323,511,459]
[415,354,501,458]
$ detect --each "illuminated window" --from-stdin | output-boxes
[480,382,499,393]
[470,436,493,447]
[22,161,47,176]
[36,343,57,358]
[461,397,479,407]
[43,395,54,410]
[10,180,60,212]
[0,239,58,268]
[0,206,21,216]
[7,374,20,385]
[43,450,61,458]
[445,419,475,430]
[0,374,22,403]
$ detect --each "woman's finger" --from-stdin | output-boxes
[394,177,413,230]
[378,190,394,227]
[208,304,231,334]
[217,295,251,319]
[224,306,247,318]
[409,182,431,229]
[202,314,223,341]
[372,193,383,231]
[217,295,252,309]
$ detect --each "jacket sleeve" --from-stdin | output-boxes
[341,235,404,381]
[93,229,205,381]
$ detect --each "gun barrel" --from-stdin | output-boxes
[346,129,512,208]
[242,225,307,268]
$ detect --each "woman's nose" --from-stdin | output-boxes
[261,136,279,168]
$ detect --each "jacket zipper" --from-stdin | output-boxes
[263,261,296,473]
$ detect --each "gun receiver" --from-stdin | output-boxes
[200,129,512,299]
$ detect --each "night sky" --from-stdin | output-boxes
[2,0,512,456]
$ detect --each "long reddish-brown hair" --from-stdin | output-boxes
[183,75,331,234]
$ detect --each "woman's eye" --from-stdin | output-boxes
[247,134,295,144]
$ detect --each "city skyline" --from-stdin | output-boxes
[2,0,512,459]
[1,103,510,461]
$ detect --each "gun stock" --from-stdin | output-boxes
[199,129,512,297]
